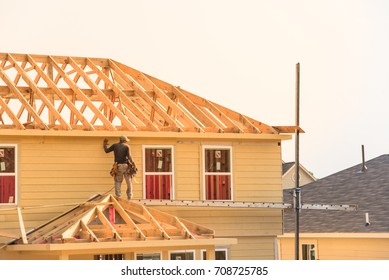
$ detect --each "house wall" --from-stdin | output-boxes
[0,135,284,260]
[278,237,389,260]
[282,167,315,190]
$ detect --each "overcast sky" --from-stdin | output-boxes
[1,0,388,178]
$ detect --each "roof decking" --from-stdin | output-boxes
[0,53,297,134]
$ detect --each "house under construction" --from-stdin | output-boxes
[0,52,295,260]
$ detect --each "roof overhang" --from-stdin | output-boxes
[0,129,292,141]
[4,238,237,253]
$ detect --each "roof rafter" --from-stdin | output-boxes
[67,57,137,131]
[49,56,116,131]
[8,54,71,130]
[26,55,95,131]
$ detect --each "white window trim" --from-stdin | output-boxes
[169,249,195,260]
[202,145,233,201]
[0,144,17,205]
[142,145,175,200]
[301,241,317,260]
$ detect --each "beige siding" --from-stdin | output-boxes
[1,135,284,260]
[279,237,389,260]
[234,143,282,202]
[230,236,277,260]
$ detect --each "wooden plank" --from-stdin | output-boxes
[86,59,159,131]
[8,54,71,130]
[27,55,94,131]
[0,68,48,129]
[0,95,25,129]
[68,57,137,131]
[16,207,28,244]
[109,60,183,131]
[96,208,122,241]
[48,56,116,131]
[101,196,146,240]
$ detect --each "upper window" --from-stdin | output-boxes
[143,146,174,199]
[203,146,232,200]
[0,145,17,204]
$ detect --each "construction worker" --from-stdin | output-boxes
[103,135,135,199]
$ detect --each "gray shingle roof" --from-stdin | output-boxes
[283,154,389,233]
[282,162,295,175]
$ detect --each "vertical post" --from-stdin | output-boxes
[294,63,301,260]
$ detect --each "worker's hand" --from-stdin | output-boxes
[103,138,109,145]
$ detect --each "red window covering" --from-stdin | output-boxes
[0,176,15,203]
[205,174,230,200]
[145,175,171,199]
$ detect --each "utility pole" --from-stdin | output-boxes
[294,63,301,260]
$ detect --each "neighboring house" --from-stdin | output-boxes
[282,162,316,189]
[0,53,295,260]
[278,154,389,260]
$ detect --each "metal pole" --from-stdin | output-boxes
[294,63,301,260]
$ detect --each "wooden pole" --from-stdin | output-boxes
[294,63,301,260]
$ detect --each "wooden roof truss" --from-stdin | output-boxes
[20,195,214,244]
[0,53,288,133]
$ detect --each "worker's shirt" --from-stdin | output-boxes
[104,142,131,164]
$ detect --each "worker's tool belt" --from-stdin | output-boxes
[110,162,118,177]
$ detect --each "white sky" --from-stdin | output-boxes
[1,0,388,178]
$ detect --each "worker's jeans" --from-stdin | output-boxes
[114,163,132,199]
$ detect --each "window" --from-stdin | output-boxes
[136,253,161,260]
[302,244,316,260]
[170,250,195,260]
[143,146,174,199]
[0,145,17,204]
[202,248,228,260]
[94,254,125,260]
[203,146,232,200]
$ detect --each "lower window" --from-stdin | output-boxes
[136,253,161,260]
[302,244,316,260]
[94,254,125,260]
[170,250,195,260]
[202,248,228,260]
[0,145,17,204]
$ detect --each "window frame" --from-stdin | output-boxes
[201,248,228,260]
[202,145,233,201]
[169,250,195,260]
[0,144,17,205]
[301,242,317,260]
[135,252,161,260]
[142,145,175,200]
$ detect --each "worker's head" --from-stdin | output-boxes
[119,135,129,143]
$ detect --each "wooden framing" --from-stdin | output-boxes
[0,52,294,134]
[11,195,215,245]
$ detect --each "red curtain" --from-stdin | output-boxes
[0,176,15,203]
[206,175,230,200]
[145,175,171,199]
